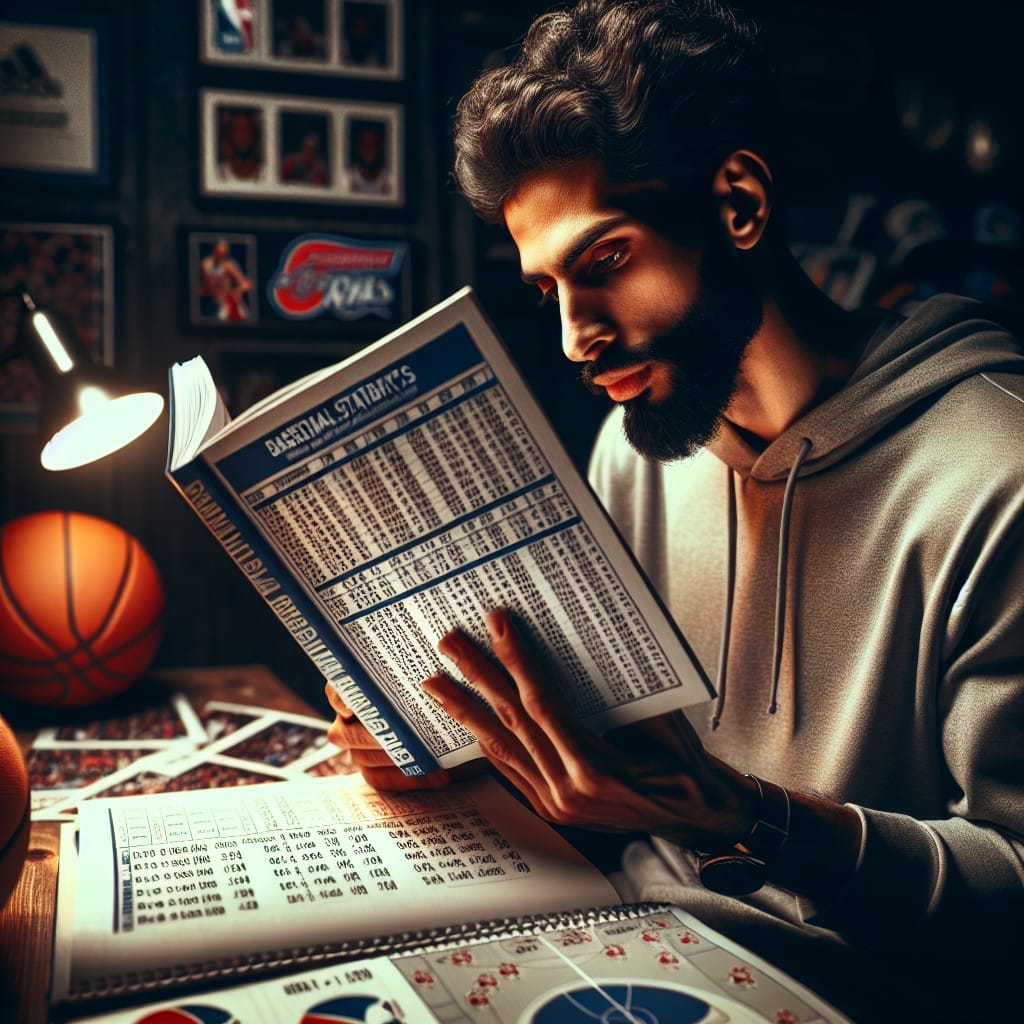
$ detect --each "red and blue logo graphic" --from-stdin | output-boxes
[268,234,407,323]
[301,994,402,1023]
[213,0,254,53]
[133,1005,238,1024]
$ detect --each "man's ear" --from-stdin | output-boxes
[712,149,773,251]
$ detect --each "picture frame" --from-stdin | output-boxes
[0,9,111,184]
[183,227,411,333]
[0,223,115,431]
[200,0,403,81]
[188,231,260,326]
[200,88,404,206]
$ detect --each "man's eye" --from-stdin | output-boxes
[592,247,626,275]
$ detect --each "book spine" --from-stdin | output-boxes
[167,458,440,777]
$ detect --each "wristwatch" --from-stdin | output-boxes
[697,775,790,896]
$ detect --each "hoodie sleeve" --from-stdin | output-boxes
[797,492,1024,959]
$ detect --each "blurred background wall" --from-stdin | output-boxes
[2,0,1021,709]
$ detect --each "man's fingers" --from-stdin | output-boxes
[423,667,565,786]
[323,682,356,719]
[327,714,383,753]
[483,610,588,765]
[485,611,570,717]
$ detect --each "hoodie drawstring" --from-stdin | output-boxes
[711,468,737,730]
[768,436,813,715]
[712,436,813,728]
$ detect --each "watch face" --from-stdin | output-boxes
[698,853,767,896]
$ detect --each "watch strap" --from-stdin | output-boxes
[697,774,790,896]
[742,774,790,861]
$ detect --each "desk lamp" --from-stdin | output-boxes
[0,290,164,470]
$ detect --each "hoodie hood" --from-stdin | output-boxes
[709,295,1024,482]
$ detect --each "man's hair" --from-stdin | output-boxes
[452,0,777,224]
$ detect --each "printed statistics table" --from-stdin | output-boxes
[0,664,321,1024]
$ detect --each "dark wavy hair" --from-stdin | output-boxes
[452,0,777,224]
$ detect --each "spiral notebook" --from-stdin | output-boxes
[50,772,849,1022]
[53,899,850,1024]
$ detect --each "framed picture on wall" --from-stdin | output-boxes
[200,88,403,206]
[0,223,114,431]
[181,226,410,333]
[200,0,403,81]
[188,232,260,326]
[0,10,112,184]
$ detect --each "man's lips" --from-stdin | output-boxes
[592,363,653,403]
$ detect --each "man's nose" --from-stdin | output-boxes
[559,293,611,363]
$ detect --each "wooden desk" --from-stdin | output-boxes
[0,665,322,1024]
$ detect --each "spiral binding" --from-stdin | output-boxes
[63,901,668,1006]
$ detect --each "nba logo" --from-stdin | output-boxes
[214,0,254,54]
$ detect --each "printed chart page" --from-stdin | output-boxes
[203,290,713,768]
[60,906,851,1024]
[54,773,619,998]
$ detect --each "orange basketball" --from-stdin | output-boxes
[0,712,29,908]
[0,510,164,708]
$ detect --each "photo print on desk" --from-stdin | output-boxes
[200,0,404,80]
[200,89,404,206]
[29,696,351,820]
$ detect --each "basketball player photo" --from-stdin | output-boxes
[189,233,258,326]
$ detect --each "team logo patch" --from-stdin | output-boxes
[267,234,406,322]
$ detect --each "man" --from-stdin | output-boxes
[348,121,392,196]
[216,107,263,182]
[198,239,253,321]
[281,131,329,186]
[326,1,1024,1017]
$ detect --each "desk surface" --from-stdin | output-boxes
[0,664,320,1024]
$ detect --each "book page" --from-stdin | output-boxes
[56,773,618,996]
[198,289,713,769]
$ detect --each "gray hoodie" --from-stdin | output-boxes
[588,295,1024,1020]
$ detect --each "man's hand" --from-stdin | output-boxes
[422,610,758,852]
[323,683,453,791]
[324,683,487,792]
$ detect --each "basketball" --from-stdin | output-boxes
[0,511,165,708]
[0,712,29,908]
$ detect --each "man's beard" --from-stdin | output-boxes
[581,240,764,462]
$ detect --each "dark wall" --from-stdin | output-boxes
[1,0,452,706]
[2,1,1022,709]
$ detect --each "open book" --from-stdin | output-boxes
[166,288,713,777]
[50,772,849,1023]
